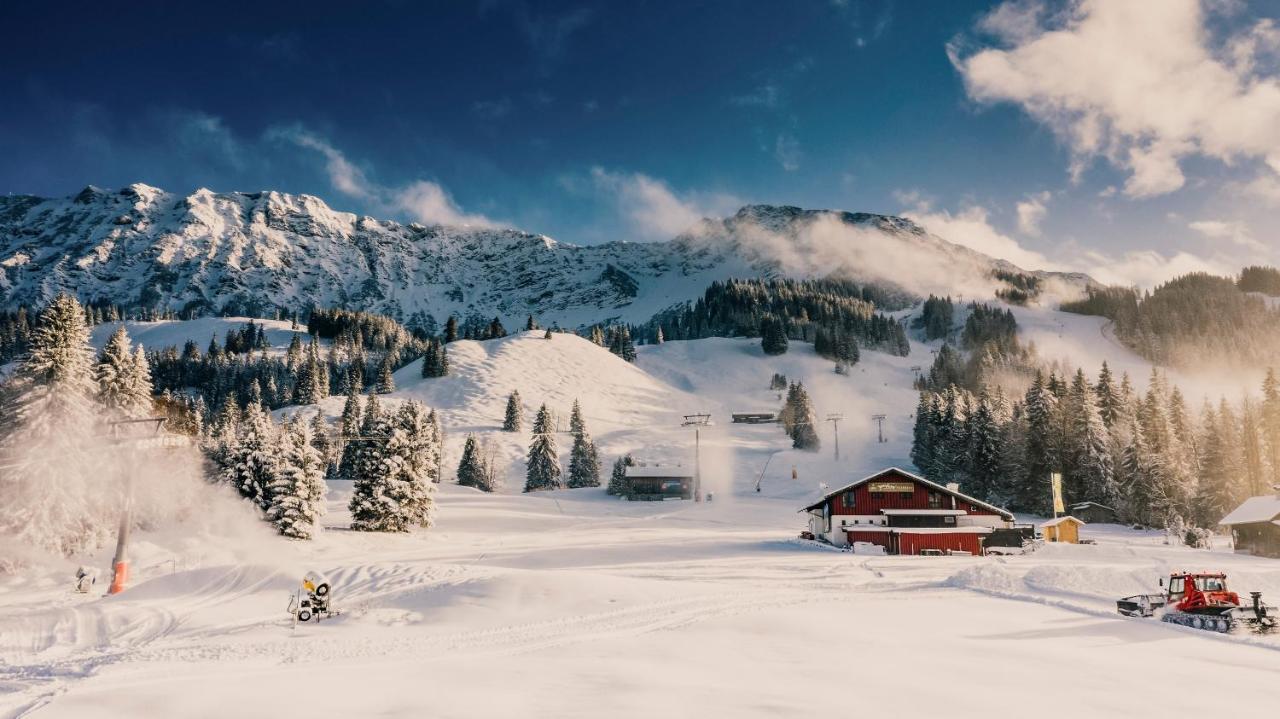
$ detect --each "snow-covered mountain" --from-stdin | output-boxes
[0,184,1090,326]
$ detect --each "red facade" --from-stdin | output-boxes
[829,476,992,517]
[896,532,983,556]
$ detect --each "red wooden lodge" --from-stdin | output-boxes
[800,467,1015,555]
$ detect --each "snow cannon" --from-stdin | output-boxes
[302,571,330,599]
[288,571,338,624]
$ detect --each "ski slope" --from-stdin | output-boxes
[5,326,1280,717]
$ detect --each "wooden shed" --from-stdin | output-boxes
[1219,494,1280,558]
[1041,516,1084,543]
[624,465,694,501]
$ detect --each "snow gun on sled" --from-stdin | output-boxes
[1117,571,1276,634]
[287,571,340,625]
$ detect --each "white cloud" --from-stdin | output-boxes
[274,127,499,228]
[1188,219,1266,251]
[902,202,1055,271]
[1075,247,1233,288]
[1015,191,1050,235]
[899,192,1234,289]
[952,0,1280,198]
[589,167,742,240]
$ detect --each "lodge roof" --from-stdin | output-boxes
[1219,494,1280,526]
[799,467,1015,520]
[1041,515,1084,528]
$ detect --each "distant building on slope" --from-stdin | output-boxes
[1219,493,1280,559]
[799,467,1014,555]
[625,464,694,501]
[1068,501,1118,525]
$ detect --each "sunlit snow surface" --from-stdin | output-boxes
[3,329,1279,718]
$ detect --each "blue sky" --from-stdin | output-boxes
[4,0,1280,286]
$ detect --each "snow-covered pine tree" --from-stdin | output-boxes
[655,326,664,344]
[525,314,538,331]
[1095,361,1122,429]
[95,326,137,417]
[607,454,634,496]
[348,394,399,530]
[566,408,601,488]
[375,352,396,394]
[425,408,444,483]
[965,391,1002,500]
[1240,397,1267,496]
[503,390,523,432]
[525,403,561,491]
[457,433,487,489]
[760,315,788,355]
[544,328,553,339]
[1262,368,1280,489]
[1016,371,1058,512]
[0,294,113,555]
[336,385,362,479]
[910,392,937,477]
[589,325,605,346]
[569,399,585,437]
[420,340,438,378]
[285,333,303,370]
[788,382,820,451]
[221,400,279,510]
[129,345,154,414]
[266,415,328,539]
[310,412,334,475]
[392,400,438,526]
[1068,370,1116,507]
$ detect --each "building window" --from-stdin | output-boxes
[944,516,955,524]
[900,491,913,500]
[928,492,942,509]
[843,490,856,509]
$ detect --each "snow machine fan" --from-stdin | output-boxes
[288,571,339,625]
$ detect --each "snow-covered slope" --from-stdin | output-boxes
[0,185,1090,327]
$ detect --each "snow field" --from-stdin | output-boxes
[5,326,1280,716]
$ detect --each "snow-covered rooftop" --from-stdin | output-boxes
[1041,516,1085,527]
[625,465,693,478]
[1219,495,1280,525]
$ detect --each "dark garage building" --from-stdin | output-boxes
[1220,494,1280,559]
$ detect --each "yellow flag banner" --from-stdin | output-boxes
[1051,472,1065,515]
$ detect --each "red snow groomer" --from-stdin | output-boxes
[1117,571,1276,633]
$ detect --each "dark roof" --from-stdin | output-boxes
[798,467,1015,520]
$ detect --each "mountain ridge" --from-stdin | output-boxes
[0,184,1091,327]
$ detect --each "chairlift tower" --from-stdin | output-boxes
[682,413,711,502]
[825,413,845,461]
[871,414,887,444]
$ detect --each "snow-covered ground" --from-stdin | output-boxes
[4,329,1280,717]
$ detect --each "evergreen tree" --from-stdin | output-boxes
[566,406,600,488]
[337,385,363,478]
[788,382,820,451]
[221,401,279,510]
[544,328,553,340]
[96,326,149,418]
[589,325,606,346]
[569,399,585,437]
[444,316,459,343]
[310,412,334,475]
[655,326,665,344]
[1095,361,1122,428]
[910,392,937,477]
[760,315,788,355]
[349,399,436,531]
[487,317,507,339]
[1017,372,1058,512]
[1067,371,1116,507]
[266,415,328,539]
[1262,368,1280,489]
[608,454,634,496]
[525,403,562,491]
[525,315,538,331]
[0,295,109,555]
[374,353,396,394]
[457,434,489,490]
[1241,397,1267,496]
[966,391,1003,500]
[503,390,523,432]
